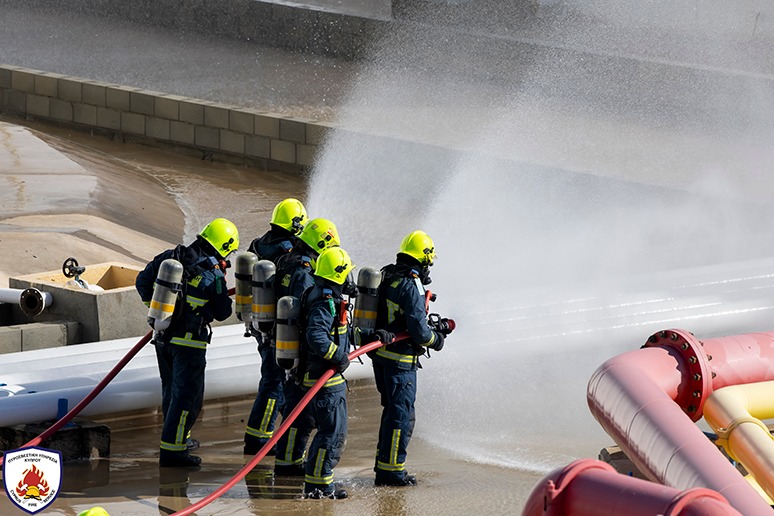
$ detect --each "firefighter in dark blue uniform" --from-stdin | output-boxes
[297,246,359,499]
[136,218,238,468]
[243,198,307,455]
[272,218,342,475]
[372,230,447,486]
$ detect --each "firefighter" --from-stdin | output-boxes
[136,218,238,468]
[296,246,357,499]
[372,230,448,486]
[272,218,342,475]
[243,198,307,455]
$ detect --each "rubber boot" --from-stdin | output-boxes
[159,449,202,468]
[375,473,417,487]
[304,486,348,499]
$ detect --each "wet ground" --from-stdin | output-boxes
[0,381,542,516]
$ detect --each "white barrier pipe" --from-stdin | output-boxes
[0,287,53,316]
[0,323,373,427]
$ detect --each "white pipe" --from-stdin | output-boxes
[0,323,373,427]
[0,287,53,317]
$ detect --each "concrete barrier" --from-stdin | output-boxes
[0,64,335,172]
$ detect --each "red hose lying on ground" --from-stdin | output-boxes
[0,330,153,468]
[0,287,238,468]
[171,333,407,516]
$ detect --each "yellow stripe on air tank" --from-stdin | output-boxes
[354,309,376,319]
[150,300,176,313]
[252,303,275,313]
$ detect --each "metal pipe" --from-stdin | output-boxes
[586,328,774,515]
[522,459,742,516]
[0,287,53,316]
[704,381,774,501]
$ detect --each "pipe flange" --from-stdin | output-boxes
[643,329,713,421]
[20,288,45,317]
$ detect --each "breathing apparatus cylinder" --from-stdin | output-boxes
[235,251,259,337]
[147,258,184,332]
[275,295,300,370]
[251,260,276,333]
[353,266,380,330]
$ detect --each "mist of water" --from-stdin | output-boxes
[307,1,774,472]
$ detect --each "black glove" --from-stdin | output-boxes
[336,357,350,374]
[430,331,445,351]
[374,329,395,344]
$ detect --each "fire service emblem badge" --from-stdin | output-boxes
[3,447,62,514]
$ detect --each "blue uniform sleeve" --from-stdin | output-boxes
[305,299,347,365]
[207,272,233,322]
[399,278,436,348]
[135,250,173,304]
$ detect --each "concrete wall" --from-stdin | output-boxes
[0,64,334,171]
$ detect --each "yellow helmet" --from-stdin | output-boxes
[199,218,239,258]
[314,247,354,285]
[271,198,307,235]
[399,230,436,266]
[78,508,110,516]
[299,218,340,252]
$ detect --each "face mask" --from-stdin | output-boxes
[419,266,432,285]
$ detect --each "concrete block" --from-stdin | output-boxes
[254,114,280,138]
[270,139,296,163]
[73,103,98,126]
[296,143,317,167]
[10,263,149,343]
[146,117,171,140]
[229,110,253,133]
[82,83,106,107]
[0,327,22,355]
[26,94,50,117]
[106,87,131,111]
[179,101,204,125]
[219,129,245,154]
[3,89,26,114]
[58,79,82,102]
[0,67,10,89]
[50,98,74,122]
[195,125,219,149]
[245,134,271,158]
[154,96,179,120]
[121,112,146,135]
[34,74,58,97]
[279,118,306,143]
[170,121,195,145]
[96,106,121,131]
[306,122,332,145]
[18,322,69,351]
[11,70,35,93]
[0,419,110,462]
[130,91,155,115]
[204,105,229,129]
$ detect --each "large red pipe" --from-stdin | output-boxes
[522,459,741,516]
[586,328,774,515]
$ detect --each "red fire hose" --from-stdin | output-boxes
[0,330,153,468]
[0,286,238,468]
[170,333,407,516]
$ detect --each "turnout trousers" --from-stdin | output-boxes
[155,342,206,455]
[373,362,417,482]
[304,388,348,495]
[245,344,286,449]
